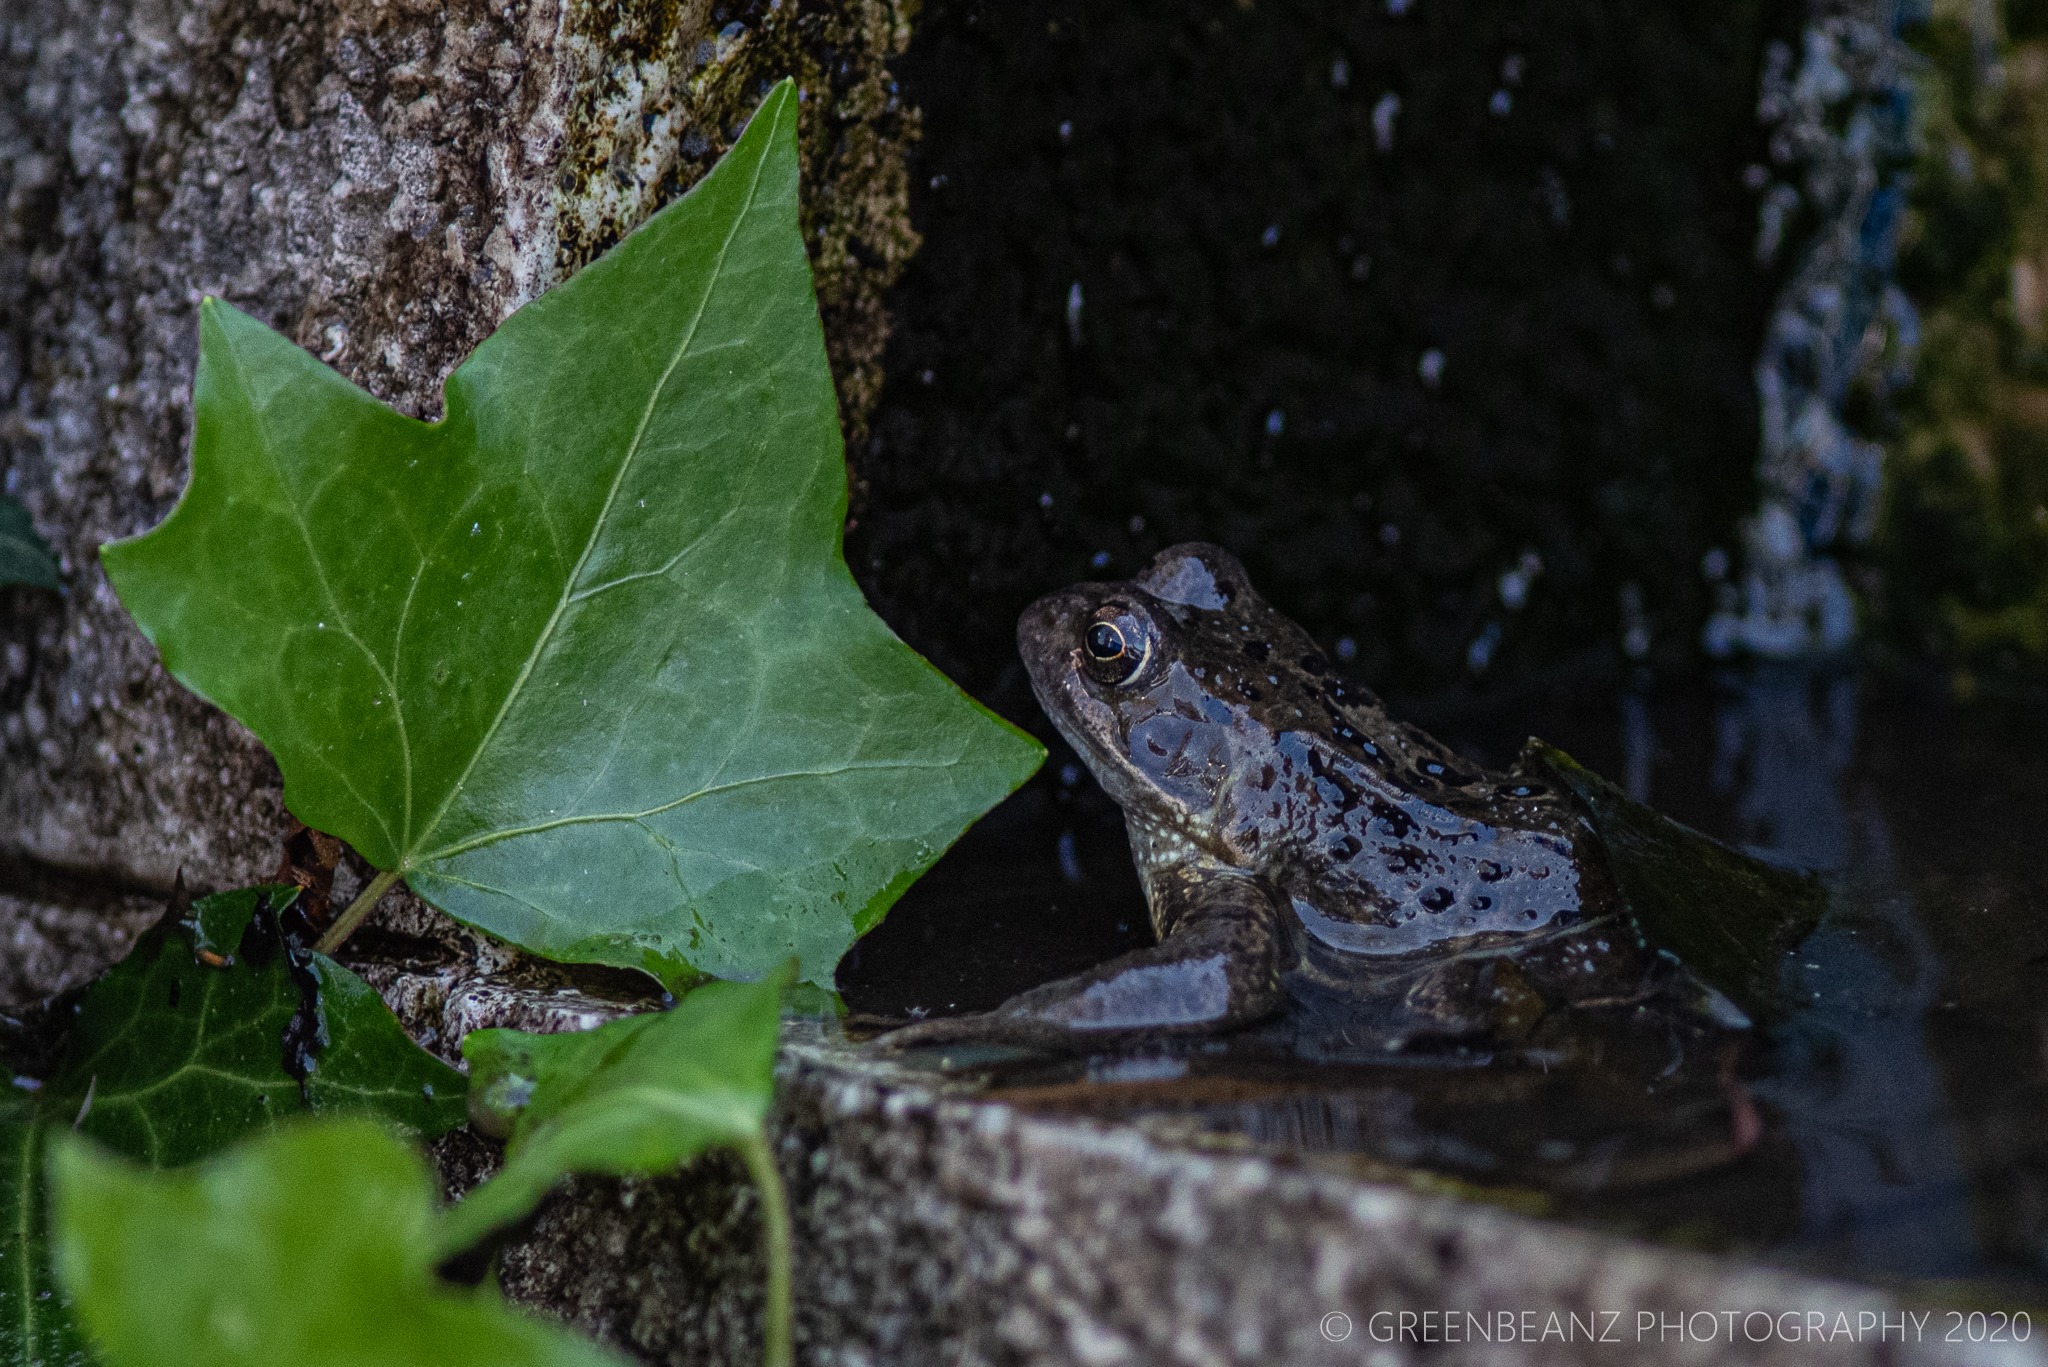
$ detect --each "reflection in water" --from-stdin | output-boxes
[1703,666,1975,1277]
[1620,677,1655,803]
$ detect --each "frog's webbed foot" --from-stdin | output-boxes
[877,871,1283,1054]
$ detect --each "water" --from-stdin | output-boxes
[838,664,2048,1297]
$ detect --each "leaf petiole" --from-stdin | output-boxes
[315,868,401,955]
[736,1132,794,1367]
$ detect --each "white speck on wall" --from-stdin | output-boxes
[1372,93,1401,152]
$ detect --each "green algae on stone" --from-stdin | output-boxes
[1879,6,2048,690]
[548,0,922,439]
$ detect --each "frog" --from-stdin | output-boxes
[884,542,1754,1062]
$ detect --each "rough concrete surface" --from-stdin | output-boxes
[0,0,919,998]
[337,924,2048,1367]
[425,1020,2037,1367]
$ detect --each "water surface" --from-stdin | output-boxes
[840,664,2048,1297]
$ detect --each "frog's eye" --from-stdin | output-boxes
[1086,622,1126,660]
[1080,607,1152,685]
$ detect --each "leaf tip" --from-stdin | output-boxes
[744,76,801,148]
[194,293,237,342]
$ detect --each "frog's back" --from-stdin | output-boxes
[1191,615,1613,957]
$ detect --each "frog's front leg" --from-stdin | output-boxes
[878,864,1283,1052]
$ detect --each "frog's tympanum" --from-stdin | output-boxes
[887,543,1771,1062]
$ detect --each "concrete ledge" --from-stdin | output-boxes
[464,1024,2037,1367]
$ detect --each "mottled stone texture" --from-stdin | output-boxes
[0,0,918,999]
[458,1026,2011,1367]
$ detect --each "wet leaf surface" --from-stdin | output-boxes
[51,1119,625,1367]
[445,974,783,1256]
[0,494,58,590]
[177,880,279,962]
[1,892,467,1367]
[101,81,1042,990]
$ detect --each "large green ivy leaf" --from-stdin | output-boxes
[1,890,467,1367]
[50,1119,625,1367]
[101,80,1042,989]
[0,494,59,589]
[445,973,783,1255]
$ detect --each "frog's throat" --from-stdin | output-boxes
[1039,681,1145,798]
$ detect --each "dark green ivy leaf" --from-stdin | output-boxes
[2,894,467,1367]
[178,882,287,961]
[100,80,1043,990]
[0,494,59,590]
[50,1119,625,1367]
[443,973,783,1257]
[294,955,465,1131]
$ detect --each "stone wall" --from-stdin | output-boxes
[0,0,919,1004]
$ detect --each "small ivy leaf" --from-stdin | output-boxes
[179,882,299,964]
[1,893,468,1367]
[0,494,59,590]
[442,972,784,1257]
[49,1119,627,1367]
[100,80,1043,989]
[295,953,468,1132]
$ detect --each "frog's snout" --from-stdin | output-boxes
[1016,586,1092,690]
[1017,584,1124,756]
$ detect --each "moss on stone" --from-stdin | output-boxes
[1880,1,2048,690]
[551,0,921,438]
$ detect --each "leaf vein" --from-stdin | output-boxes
[217,336,404,857]
[418,759,954,864]
[565,501,744,605]
[408,99,787,865]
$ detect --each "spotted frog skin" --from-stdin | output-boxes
[887,543,1724,1059]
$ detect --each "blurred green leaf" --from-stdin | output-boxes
[50,1119,625,1367]
[100,79,1042,990]
[2,895,467,1367]
[0,494,58,590]
[446,973,783,1255]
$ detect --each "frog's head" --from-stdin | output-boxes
[1019,543,1299,837]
